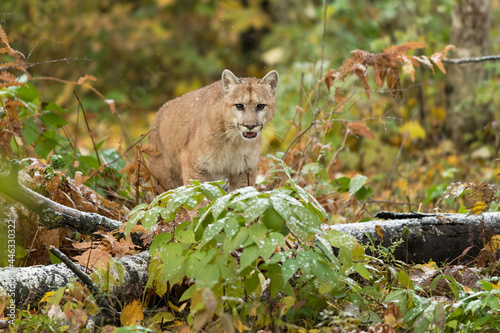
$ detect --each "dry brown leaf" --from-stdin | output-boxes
[324,68,340,91]
[73,248,111,271]
[348,122,376,140]
[334,88,345,112]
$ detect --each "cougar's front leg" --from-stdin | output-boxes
[228,168,257,192]
[180,150,206,186]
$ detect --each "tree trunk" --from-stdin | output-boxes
[0,160,123,234]
[0,251,149,309]
[444,0,492,145]
[329,211,500,264]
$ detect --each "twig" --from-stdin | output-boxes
[366,199,420,207]
[386,131,408,191]
[73,91,102,166]
[443,55,500,64]
[327,124,350,172]
[85,131,150,180]
[49,246,116,319]
[31,76,132,146]
[0,57,91,71]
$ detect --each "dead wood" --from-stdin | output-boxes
[0,251,149,309]
[0,160,123,234]
[329,211,500,263]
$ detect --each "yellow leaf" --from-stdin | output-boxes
[375,225,384,241]
[398,121,426,141]
[471,201,488,215]
[385,313,397,327]
[120,300,144,326]
[431,107,446,121]
[485,235,500,251]
[463,286,473,294]
[39,291,55,305]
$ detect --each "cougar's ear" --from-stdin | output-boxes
[259,70,279,91]
[222,69,241,93]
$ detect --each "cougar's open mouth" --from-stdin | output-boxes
[242,131,258,139]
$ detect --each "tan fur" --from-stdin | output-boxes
[149,69,279,193]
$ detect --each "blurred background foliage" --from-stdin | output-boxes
[2,0,500,216]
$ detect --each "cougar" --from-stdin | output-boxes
[149,69,279,193]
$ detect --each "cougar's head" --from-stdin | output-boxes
[222,69,279,141]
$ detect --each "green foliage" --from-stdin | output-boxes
[128,178,372,328]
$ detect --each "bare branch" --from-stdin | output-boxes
[443,55,500,64]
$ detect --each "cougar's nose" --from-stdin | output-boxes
[245,124,257,130]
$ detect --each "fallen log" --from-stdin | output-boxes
[0,251,149,309]
[0,160,123,234]
[329,211,500,263]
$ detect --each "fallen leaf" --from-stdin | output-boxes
[120,300,144,326]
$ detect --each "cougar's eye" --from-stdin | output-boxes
[256,104,266,111]
[235,104,245,110]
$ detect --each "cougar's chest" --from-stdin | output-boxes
[199,139,259,178]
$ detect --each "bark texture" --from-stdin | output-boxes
[0,160,123,234]
[330,211,500,263]
[444,0,492,145]
[0,251,149,309]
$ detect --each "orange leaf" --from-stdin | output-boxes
[324,68,340,91]
[348,122,375,140]
[334,87,345,111]
[121,300,144,326]
[431,44,454,74]
[387,68,402,98]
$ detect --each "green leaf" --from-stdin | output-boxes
[325,230,358,251]
[150,232,172,254]
[225,227,248,252]
[224,216,240,238]
[128,203,148,216]
[398,270,414,289]
[142,208,160,230]
[349,174,367,196]
[248,223,267,244]
[10,83,40,102]
[355,186,373,200]
[240,244,259,270]
[354,262,371,280]
[301,162,323,175]
[125,210,145,234]
[291,205,322,233]
[243,197,269,224]
[22,117,40,147]
[42,101,69,114]
[199,218,226,248]
[244,270,260,295]
[49,251,62,264]
[101,148,125,171]
[282,258,298,282]
[472,316,491,330]
[196,264,219,288]
[34,130,57,157]
[179,285,197,302]
[78,155,100,171]
[39,112,67,129]
[270,194,292,220]
[297,250,316,274]
[200,183,224,200]
[286,215,309,242]
[486,294,499,310]
[210,194,232,219]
